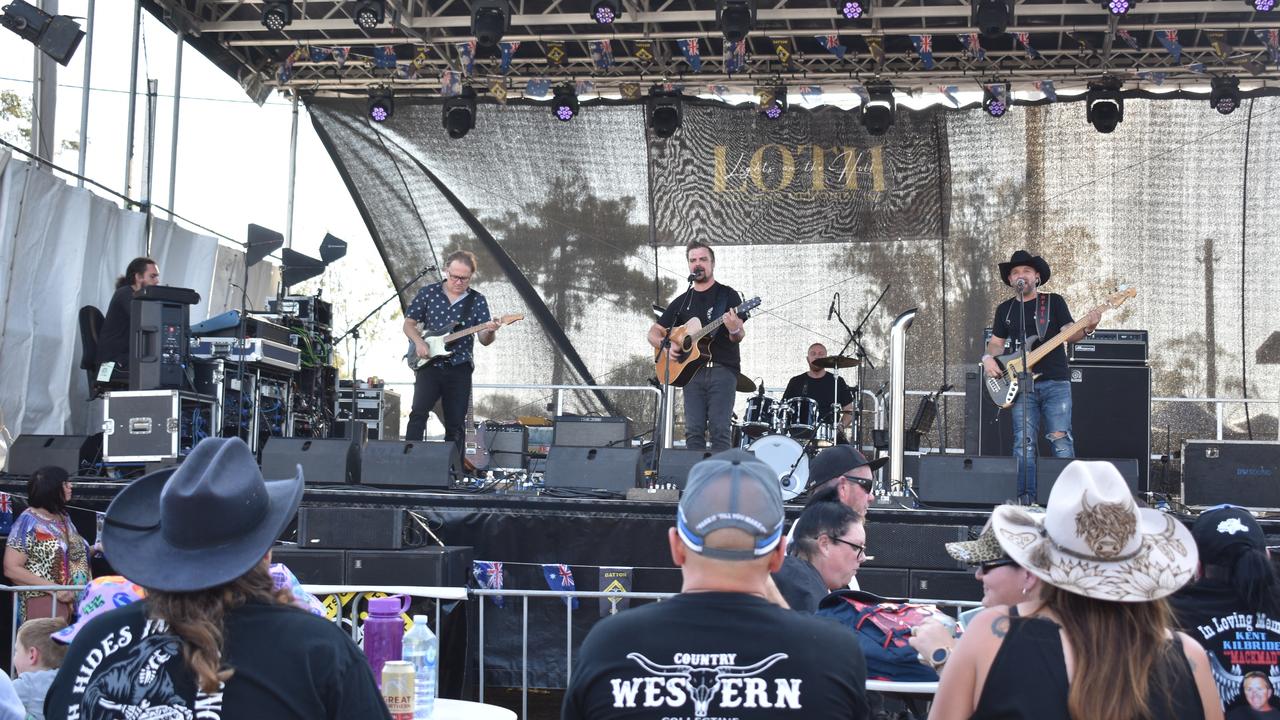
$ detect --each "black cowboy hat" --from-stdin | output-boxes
[998,250,1051,287]
[101,438,303,592]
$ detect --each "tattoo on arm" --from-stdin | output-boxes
[991,615,1011,639]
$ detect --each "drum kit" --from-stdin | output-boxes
[733,354,860,501]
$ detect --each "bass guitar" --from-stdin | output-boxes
[982,287,1136,408]
[405,314,524,370]
[654,297,761,387]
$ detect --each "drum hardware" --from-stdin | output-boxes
[780,397,820,438]
[735,373,758,393]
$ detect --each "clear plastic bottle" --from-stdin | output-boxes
[402,615,438,719]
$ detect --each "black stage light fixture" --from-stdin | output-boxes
[716,0,757,42]
[647,87,683,138]
[590,0,621,24]
[758,85,787,119]
[352,0,384,30]
[368,87,394,123]
[1101,0,1135,15]
[319,233,348,264]
[443,87,478,139]
[472,0,510,47]
[261,1,292,30]
[1247,0,1275,12]
[1086,77,1124,133]
[983,82,1011,117]
[838,0,867,20]
[0,0,85,66]
[551,85,579,121]
[860,82,896,136]
[1209,75,1241,115]
[972,0,1011,39]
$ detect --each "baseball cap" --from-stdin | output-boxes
[1192,505,1265,567]
[676,450,784,561]
[806,446,888,490]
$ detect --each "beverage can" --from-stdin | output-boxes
[381,660,415,720]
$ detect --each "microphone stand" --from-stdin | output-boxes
[334,265,436,447]
[836,284,888,457]
[1016,281,1035,504]
[651,274,697,472]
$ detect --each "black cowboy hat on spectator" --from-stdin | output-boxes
[101,437,304,592]
[998,250,1052,287]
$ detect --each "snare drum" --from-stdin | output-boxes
[747,434,809,501]
[742,395,778,439]
[781,397,820,438]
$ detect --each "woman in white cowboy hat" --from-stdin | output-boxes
[928,460,1223,720]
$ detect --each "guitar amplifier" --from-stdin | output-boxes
[480,423,528,470]
[553,415,632,448]
[1068,329,1148,365]
[1182,440,1280,507]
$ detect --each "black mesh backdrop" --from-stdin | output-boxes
[309,96,1280,487]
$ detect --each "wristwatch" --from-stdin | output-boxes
[926,646,951,671]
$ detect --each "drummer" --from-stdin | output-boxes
[781,343,856,443]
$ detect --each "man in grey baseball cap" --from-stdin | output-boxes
[563,450,869,720]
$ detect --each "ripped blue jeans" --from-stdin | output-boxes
[1011,378,1074,502]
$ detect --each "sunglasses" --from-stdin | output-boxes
[979,558,1018,574]
[841,474,874,494]
[829,536,867,560]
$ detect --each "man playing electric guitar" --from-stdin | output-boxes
[980,250,1100,506]
[402,250,501,452]
[647,241,745,452]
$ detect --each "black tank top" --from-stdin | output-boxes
[971,609,1205,720]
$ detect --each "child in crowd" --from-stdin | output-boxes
[12,618,68,720]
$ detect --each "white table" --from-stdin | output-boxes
[866,680,939,695]
[435,698,517,720]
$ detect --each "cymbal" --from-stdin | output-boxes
[736,374,757,393]
[813,355,860,369]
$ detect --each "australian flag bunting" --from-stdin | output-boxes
[1256,29,1280,64]
[589,39,614,70]
[543,564,579,609]
[677,38,702,72]
[910,34,935,69]
[1015,32,1042,60]
[1157,30,1182,63]
[957,32,986,61]
[849,83,871,105]
[1188,63,1207,74]
[1035,79,1058,101]
[725,39,747,74]
[457,41,477,75]
[472,560,505,607]
[440,69,462,97]
[525,78,552,98]
[499,42,520,74]
[309,47,330,63]
[373,45,398,69]
[332,46,350,68]
[0,493,12,535]
[939,85,960,107]
[708,83,730,99]
[865,35,886,64]
[800,85,824,102]
[575,79,595,96]
[1115,29,1140,51]
[1137,70,1167,85]
[816,34,847,60]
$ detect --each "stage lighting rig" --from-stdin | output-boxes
[352,0,384,29]
[758,86,787,119]
[1210,75,1241,115]
[860,82,896,136]
[443,87,478,138]
[972,0,1011,38]
[368,87,394,123]
[1086,77,1124,133]
[551,85,579,121]
[1247,0,1274,11]
[590,0,620,24]
[0,0,85,66]
[716,0,756,43]
[1101,0,1135,15]
[260,1,292,30]
[838,0,867,19]
[647,87,683,138]
[983,82,1011,117]
[472,0,510,46]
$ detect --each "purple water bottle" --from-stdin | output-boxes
[363,594,411,687]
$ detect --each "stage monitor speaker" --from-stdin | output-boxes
[5,434,100,476]
[362,440,457,489]
[482,423,528,470]
[866,523,969,571]
[657,448,715,489]
[917,456,1018,507]
[1036,457,1139,504]
[856,568,911,599]
[269,547,346,584]
[553,415,631,448]
[1182,440,1280,507]
[347,546,475,587]
[261,438,359,485]
[544,446,642,493]
[909,570,984,603]
[296,507,403,550]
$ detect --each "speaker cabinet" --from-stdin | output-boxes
[856,568,910,599]
[918,456,1018,507]
[482,423,528,470]
[910,570,983,603]
[297,507,404,550]
[270,547,346,584]
[544,446,642,492]
[5,435,100,475]
[1182,440,1280,507]
[657,448,715,489]
[1036,457,1139,504]
[347,546,475,587]
[261,438,359,485]
[362,440,458,489]
[552,415,631,448]
[867,524,969,571]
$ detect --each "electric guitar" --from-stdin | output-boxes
[405,314,524,370]
[982,287,1136,408]
[462,394,490,473]
[654,297,761,387]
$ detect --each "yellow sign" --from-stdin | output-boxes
[712,144,888,195]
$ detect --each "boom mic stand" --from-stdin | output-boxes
[835,284,888,458]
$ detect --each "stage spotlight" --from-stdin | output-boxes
[647,87,683,138]
[261,1,292,30]
[1247,0,1275,11]
[983,82,1011,117]
[1210,75,1241,114]
[472,0,510,46]
[590,0,620,24]
[1100,0,1135,15]
[1086,78,1124,133]
[716,0,756,43]
[838,0,867,19]
[972,0,1011,38]
[368,87,394,123]
[551,85,579,121]
[0,0,85,66]
[352,0,384,29]
[759,86,787,119]
[443,87,478,138]
[860,82,896,136]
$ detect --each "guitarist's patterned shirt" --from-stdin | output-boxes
[406,282,492,367]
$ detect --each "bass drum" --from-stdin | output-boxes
[747,434,809,501]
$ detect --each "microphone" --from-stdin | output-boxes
[828,294,837,321]
[687,270,702,282]
[1015,278,1026,290]
[422,266,436,274]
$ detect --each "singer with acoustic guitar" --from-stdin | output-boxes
[647,241,746,452]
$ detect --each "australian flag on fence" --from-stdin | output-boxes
[472,560,505,607]
[677,38,702,72]
[909,34,934,69]
[0,493,11,535]
[542,564,579,609]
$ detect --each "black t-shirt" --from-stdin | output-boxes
[562,591,868,720]
[990,293,1075,382]
[657,283,744,372]
[96,285,135,367]
[45,600,391,720]
[772,556,829,613]
[782,373,855,424]
[1171,578,1280,716]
